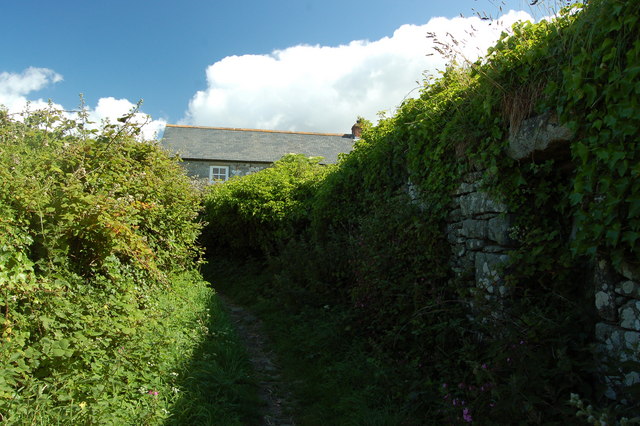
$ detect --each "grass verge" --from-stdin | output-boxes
[1,270,260,425]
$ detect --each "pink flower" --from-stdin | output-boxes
[481,363,487,369]
[462,408,473,422]
[148,390,159,396]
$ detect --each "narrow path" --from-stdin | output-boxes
[219,296,297,426]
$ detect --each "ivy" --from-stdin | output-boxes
[202,0,639,422]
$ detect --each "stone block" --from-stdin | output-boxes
[475,252,509,291]
[595,291,618,322]
[487,215,513,246]
[460,219,487,239]
[595,322,622,349]
[458,192,507,217]
[623,330,640,350]
[595,323,640,363]
[483,245,507,253]
[455,182,477,195]
[446,228,459,245]
[619,300,640,331]
[615,280,640,299]
[624,371,640,388]
[506,112,574,161]
[466,239,485,251]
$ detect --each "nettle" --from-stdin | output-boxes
[0,107,209,423]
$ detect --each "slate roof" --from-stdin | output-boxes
[161,124,355,164]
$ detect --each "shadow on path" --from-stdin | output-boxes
[219,294,298,426]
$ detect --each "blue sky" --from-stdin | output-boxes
[1,0,566,136]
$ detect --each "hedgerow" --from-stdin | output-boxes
[203,0,639,423]
[202,153,331,256]
[0,108,255,424]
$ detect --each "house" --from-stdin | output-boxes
[160,123,361,184]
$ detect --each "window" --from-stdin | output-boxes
[209,166,229,183]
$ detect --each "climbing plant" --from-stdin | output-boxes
[203,0,639,422]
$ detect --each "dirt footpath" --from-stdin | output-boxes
[220,296,298,426]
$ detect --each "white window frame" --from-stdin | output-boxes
[209,165,229,183]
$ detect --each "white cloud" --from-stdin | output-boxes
[0,68,165,140]
[183,10,533,133]
[0,67,64,112]
[90,97,166,140]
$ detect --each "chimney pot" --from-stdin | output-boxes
[351,122,362,139]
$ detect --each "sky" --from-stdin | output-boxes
[0,0,571,138]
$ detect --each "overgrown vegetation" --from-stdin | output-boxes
[0,108,257,424]
[203,0,640,423]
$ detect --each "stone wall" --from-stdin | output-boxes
[417,113,640,403]
[593,257,640,400]
[446,172,512,298]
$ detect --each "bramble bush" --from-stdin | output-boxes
[0,107,255,424]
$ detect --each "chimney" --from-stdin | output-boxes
[351,122,362,139]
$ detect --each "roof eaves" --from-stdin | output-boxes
[165,123,348,138]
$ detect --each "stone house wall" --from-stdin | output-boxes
[181,159,271,185]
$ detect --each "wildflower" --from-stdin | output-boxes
[148,390,159,396]
[462,407,473,422]
[79,401,87,409]
[481,363,487,370]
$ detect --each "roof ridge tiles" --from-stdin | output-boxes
[165,124,346,137]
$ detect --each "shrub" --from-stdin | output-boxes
[0,107,238,423]
[202,153,330,256]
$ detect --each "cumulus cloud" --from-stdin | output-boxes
[0,68,165,140]
[183,10,533,133]
[0,67,64,112]
[89,97,166,140]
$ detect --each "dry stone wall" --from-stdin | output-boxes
[593,257,640,401]
[419,113,640,403]
[446,172,512,298]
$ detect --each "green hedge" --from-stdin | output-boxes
[0,108,255,423]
